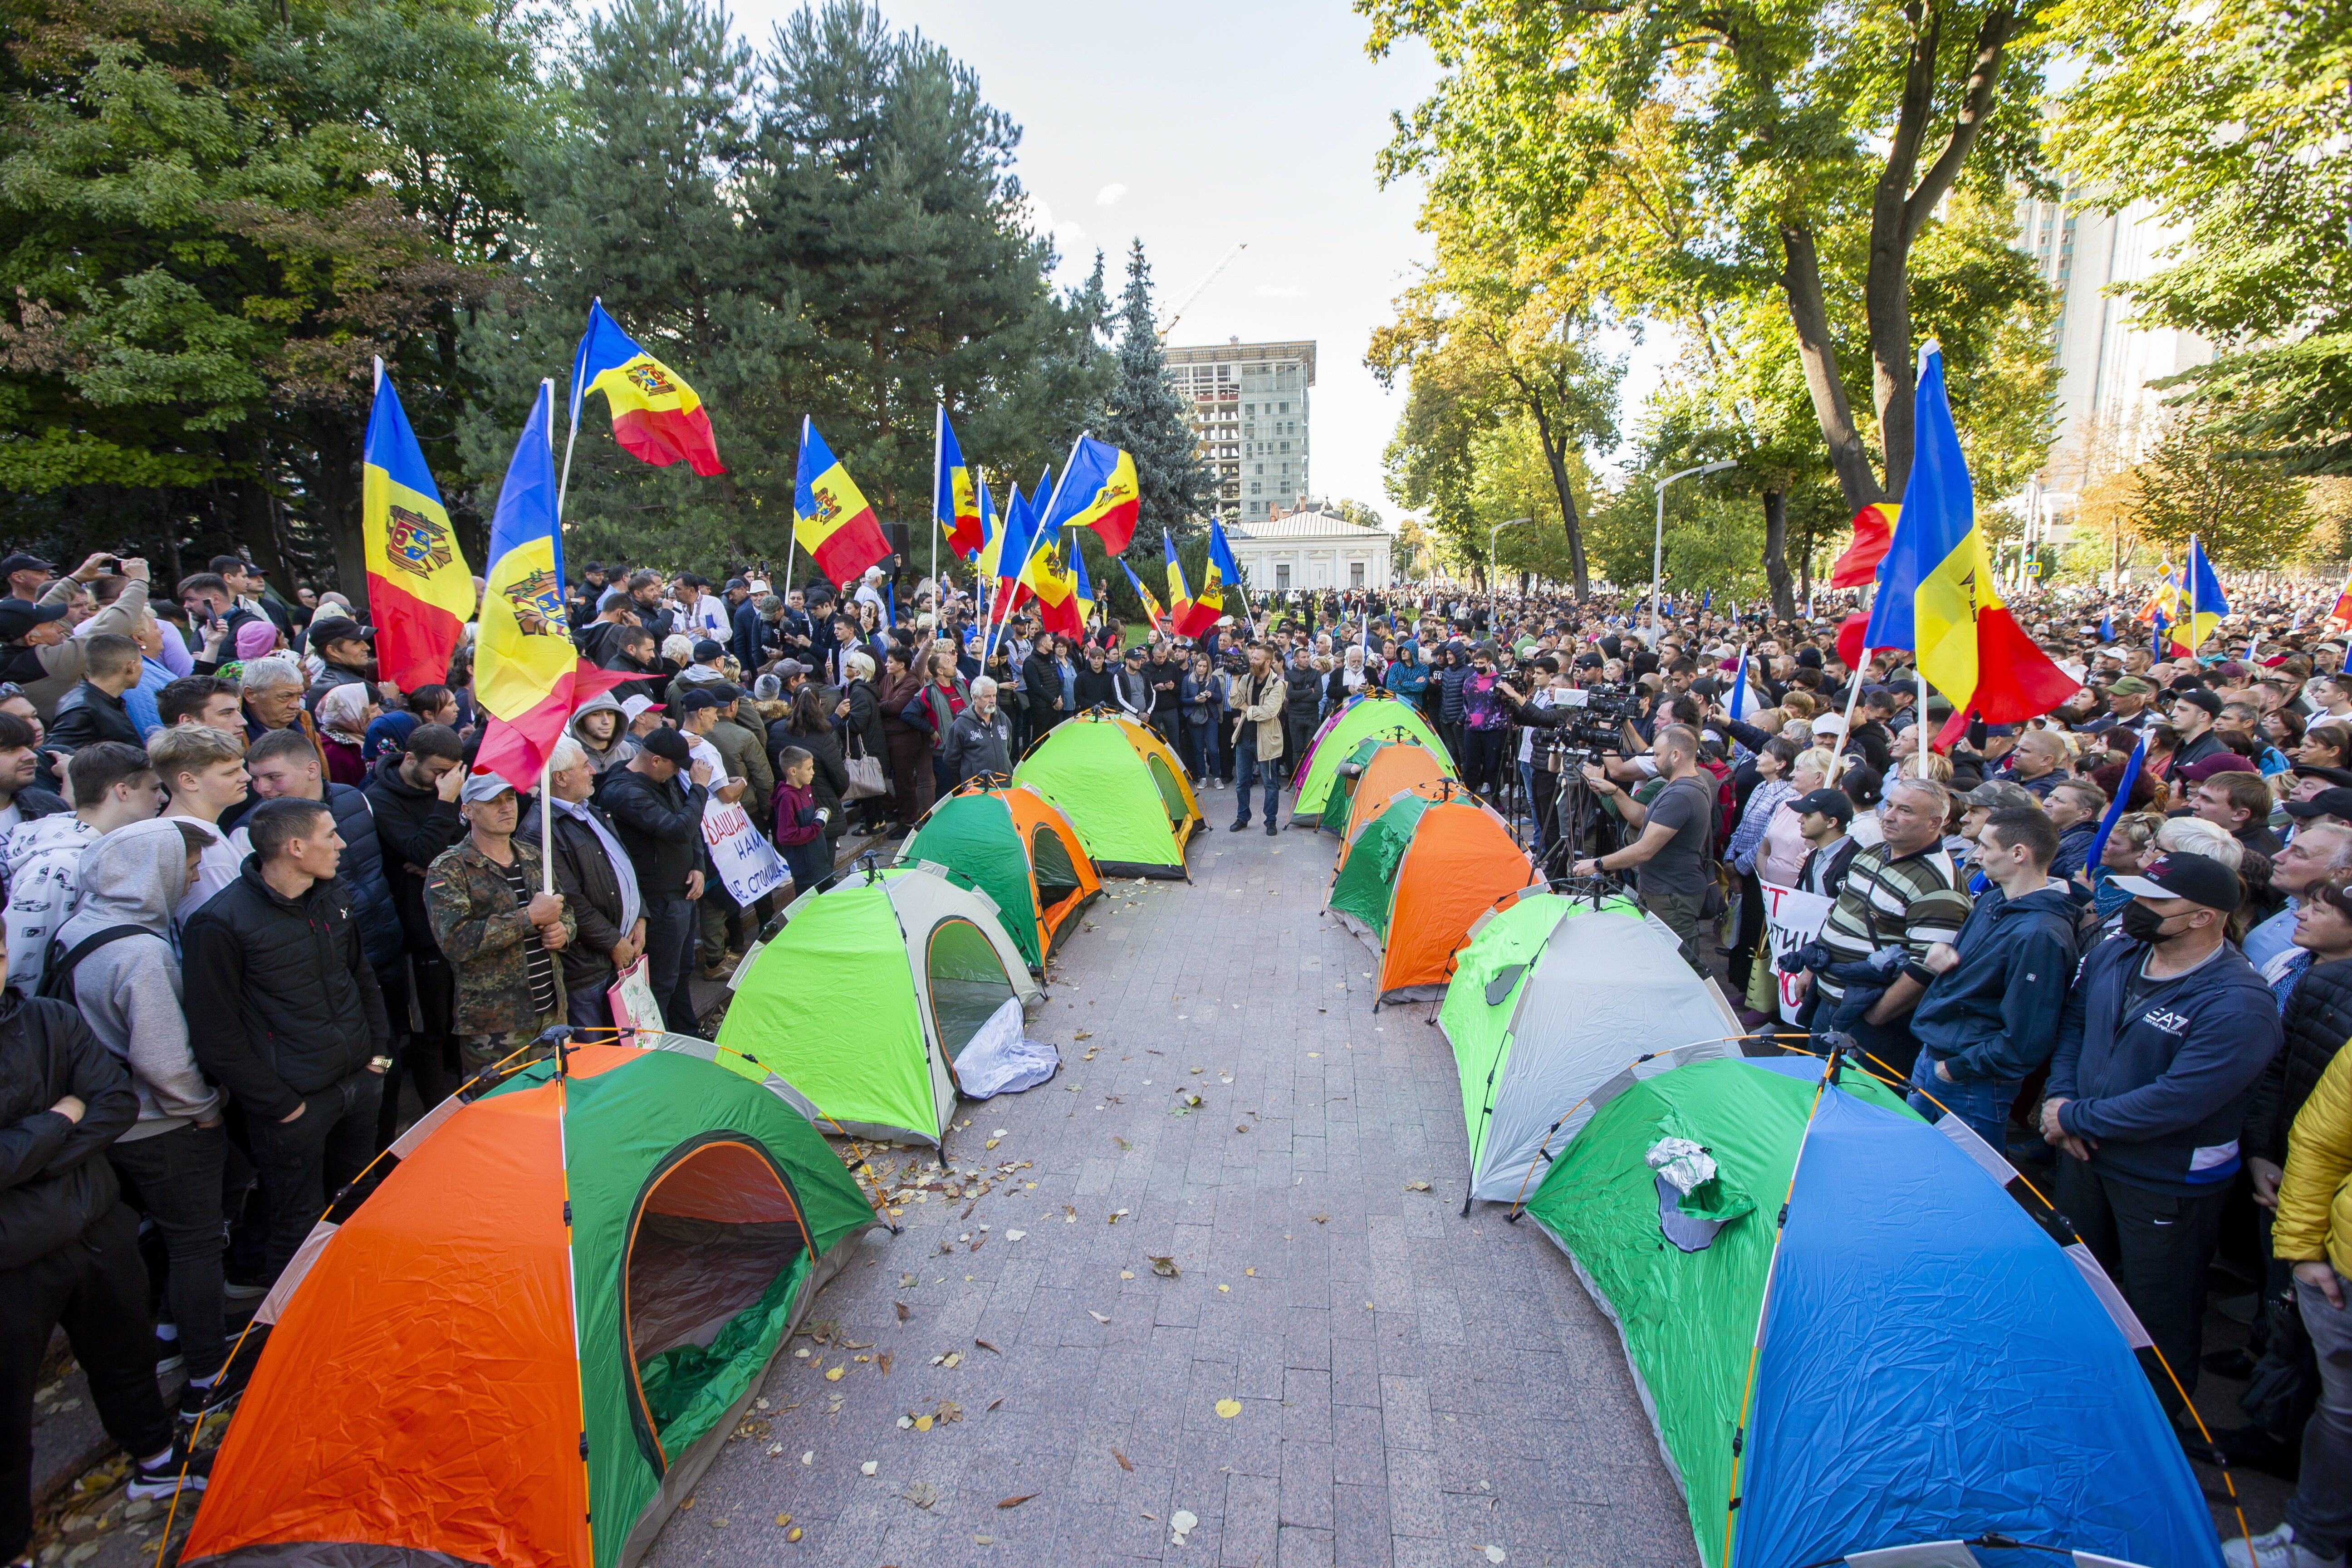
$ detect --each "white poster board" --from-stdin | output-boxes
[702,795,790,905]
[1758,881,1835,1024]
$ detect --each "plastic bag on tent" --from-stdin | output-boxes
[955,997,1061,1098]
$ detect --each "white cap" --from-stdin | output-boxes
[621,695,664,722]
[1811,714,1846,735]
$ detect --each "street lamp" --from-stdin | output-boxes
[1650,461,1737,640]
[1490,517,1530,629]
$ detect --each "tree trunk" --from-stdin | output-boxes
[1525,405,1592,603]
[1779,225,1884,511]
[1762,489,1794,617]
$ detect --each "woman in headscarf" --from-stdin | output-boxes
[316,681,377,787]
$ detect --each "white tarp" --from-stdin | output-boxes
[952,996,1061,1098]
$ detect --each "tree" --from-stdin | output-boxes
[1087,238,1211,574]
[1361,0,2052,510]
[2132,421,2316,567]
[2048,0,2352,474]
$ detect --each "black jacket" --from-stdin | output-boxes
[0,994,138,1269]
[45,681,141,751]
[945,706,1014,787]
[1022,651,1063,733]
[1073,665,1117,711]
[599,764,710,900]
[363,752,466,952]
[2246,955,2352,1166]
[182,858,392,1121]
[731,598,771,673]
[522,799,632,990]
[843,679,887,766]
[323,781,404,979]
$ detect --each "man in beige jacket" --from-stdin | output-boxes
[1228,642,1288,836]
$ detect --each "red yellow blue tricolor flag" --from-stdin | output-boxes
[473,382,634,790]
[361,362,472,692]
[793,418,891,586]
[1209,518,1248,634]
[936,407,983,559]
[1862,342,2074,730]
[1164,531,1220,638]
[2326,564,2352,631]
[569,299,725,476]
[1024,530,1086,640]
[1121,559,1167,637]
[1039,433,1141,554]
[1829,503,1899,589]
[1072,543,1097,630]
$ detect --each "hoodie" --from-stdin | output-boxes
[568,691,638,777]
[3,812,98,995]
[1909,882,2081,1083]
[54,818,216,1139]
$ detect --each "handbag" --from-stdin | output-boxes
[843,730,888,800]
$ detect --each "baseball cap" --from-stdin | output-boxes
[2283,786,2352,822]
[1963,780,2037,810]
[2294,764,2352,789]
[2179,753,2258,783]
[0,552,54,577]
[775,659,809,678]
[2108,675,2155,696]
[678,688,722,712]
[619,695,664,722]
[2111,852,2244,911]
[708,682,742,704]
[458,768,516,805]
[691,638,724,663]
[2173,688,2223,716]
[1789,787,1855,825]
[0,599,70,641]
[1810,714,1846,736]
[724,577,749,592]
[639,726,692,764]
[308,615,366,647]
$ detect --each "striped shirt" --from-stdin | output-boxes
[1816,841,1963,999]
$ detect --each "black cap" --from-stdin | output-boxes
[639,726,692,763]
[691,638,724,662]
[308,615,365,647]
[1789,787,1856,825]
[0,599,70,641]
[2111,852,2243,911]
[2174,688,2224,717]
[679,688,723,712]
[2283,787,2352,822]
[2294,764,2352,789]
[709,682,741,704]
[725,577,750,591]
[0,552,54,577]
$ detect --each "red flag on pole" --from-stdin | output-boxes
[1829,503,1899,589]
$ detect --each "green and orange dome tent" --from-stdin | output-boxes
[897,777,1102,971]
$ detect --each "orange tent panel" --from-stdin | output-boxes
[1337,745,1454,871]
[1377,801,1536,1002]
[185,1081,591,1568]
[999,783,1102,957]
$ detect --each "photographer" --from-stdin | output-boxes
[1570,723,1717,971]
[1494,662,1572,858]
[0,555,151,720]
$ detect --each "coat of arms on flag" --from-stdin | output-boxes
[501,566,568,633]
[386,508,454,578]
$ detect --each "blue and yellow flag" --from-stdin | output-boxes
[362,365,472,692]
[936,406,982,559]
[794,418,890,586]
[2174,539,2230,656]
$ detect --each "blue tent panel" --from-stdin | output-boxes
[1732,1086,2221,1568]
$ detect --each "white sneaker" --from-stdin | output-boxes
[2224,1525,2345,1568]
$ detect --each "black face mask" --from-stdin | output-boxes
[2119,902,2178,943]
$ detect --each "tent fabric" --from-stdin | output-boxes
[1338,742,1455,852]
[1014,710,1202,879]
[1527,1056,2218,1568]
[898,782,1100,970]
[716,866,1041,1143]
[1288,695,1451,819]
[1325,788,1534,1002]
[1317,736,1389,833]
[1325,792,1434,945]
[1440,897,1741,1201]
[184,1044,877,1568]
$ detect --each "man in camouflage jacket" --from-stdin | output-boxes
[425,772,577,1072]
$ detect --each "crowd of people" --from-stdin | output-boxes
[1,539,2350,1568]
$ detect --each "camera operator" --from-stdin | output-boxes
[1569,723,1716,972]
[1494,660,1568,857]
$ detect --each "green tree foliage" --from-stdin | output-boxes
[2048,0,2352,474]
[2131,421,2316,567]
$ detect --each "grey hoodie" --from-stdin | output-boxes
[569,691,638,776]
[56,817,216,1140]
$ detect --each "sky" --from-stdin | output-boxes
[725,0,1582,519]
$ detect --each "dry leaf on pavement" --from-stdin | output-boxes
[996,1494,1037,1509]
[1112,1449,1134,1472]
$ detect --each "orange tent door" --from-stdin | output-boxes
[1377,803,1535,1001]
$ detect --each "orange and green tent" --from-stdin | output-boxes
[898,779,1100,970]
[1334,740,1455,858]
[1326,785,1537,1003]
[183,1039,877,1568]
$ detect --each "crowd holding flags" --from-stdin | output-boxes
[361,363,474,692]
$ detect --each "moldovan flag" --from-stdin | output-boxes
[1040,433,1141,554]
[1121,559,1168,636]
[974,477,1014,586]
[1862,342,2075,732]
[793,418,891,586]
[1210,518,1245,630]
[989,478,1045,626]
[1073,544,1097,628]
[2328,566,2352,631]
[1165,531,1220,637]
[361,365,472,692]
[1829,503,1899,588]
[472,382,635,789]
[936,407,983,559]
[570,299,725,476]
[1025,533,1086,640]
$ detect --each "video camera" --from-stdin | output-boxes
[1547,679,1643,764]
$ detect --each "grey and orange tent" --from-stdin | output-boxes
[181,1039,878,1568]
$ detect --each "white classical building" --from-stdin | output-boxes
[1224,508,1394,593]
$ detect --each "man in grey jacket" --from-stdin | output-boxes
[945,677,1013,788]
[57,818,238,1419]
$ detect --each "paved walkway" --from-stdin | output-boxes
[654,789,1699,1568]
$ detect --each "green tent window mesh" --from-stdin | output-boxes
[926,917,1015,1061]
[1146,755,1188,825]
[1029,822,1081,903]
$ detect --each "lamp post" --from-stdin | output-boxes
[1650,461,1737,642]
[1490,517,1530,630]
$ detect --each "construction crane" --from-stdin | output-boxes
[1154,241,1247,342]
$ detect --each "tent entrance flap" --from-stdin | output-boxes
[1147,755,1189,826]
[926,916,1017,1061]
[623,1136,811,1470]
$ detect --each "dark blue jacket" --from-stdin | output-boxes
[1911,883,2079,1083]
[2047,931,2283,1194]
[731,598,769,673]
[2050,820,2098,885]
[1438,662,1470,725]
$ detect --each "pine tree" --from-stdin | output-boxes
[1092,239,1211,578]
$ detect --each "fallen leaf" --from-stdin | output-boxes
[1074,1030,1093,1040]
[787,1527,803,1542]
[896,1302,910,1321]
[996,1494,1037,1509]
[802,1450,814,1465]
[1121,1269,1135,1279]
[1171,1507,1200,1543]
[1404,1180,1432,1192]
[915,1415,934,1431]
[878,1352,892,1375]
[988,1396,1004,1410]
[1107,1207,1129,1223]
[1112,1448,1134,1472]
[1217,1284,1230,1293]
[1245,1267,1257,1276]
[710,1517,727,1529]
[825,1366,844,1381]
[985,1138,1000,1150]
[1148,1254,1179,1277]
[1236,1124,1250,1132]
[861,1460,879,1476]
[942,1351,963,1368]
[1484,1548,1507,1564]
[1088,1309,1111,1324]
[902,1481,937,1509]
[1311,1213,1329,1224]
[899,1273,918,1289]
[975,1338,1000,1355]
[1215,1398,1242,1418]
[774,1513,793,1526]
[1005,1229,1026,1241]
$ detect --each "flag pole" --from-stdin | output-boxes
[783,417,804,598]
[1916,659,1931,779]
[2187,534,2199,666]
[541,375,559,897]
[930,403,943,617]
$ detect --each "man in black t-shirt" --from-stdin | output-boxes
[1573,722,1716,970]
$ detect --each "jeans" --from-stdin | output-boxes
[1516,759,1536,823]
[2288,1269,2352,1557]
[2056,1157,2229,1418]
[244,1068,384,1281]
[1234,735,1275,826]
[0,1204,174,1561]
[1906,1051,2022,1149]
[1639,886,1706,973]
[1461,727,1507,799]
[643,897,701,1038]
[567,975,616,1033]
[107,1123,229,1382]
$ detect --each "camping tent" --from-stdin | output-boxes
[182,1039,878,1568]
[1526,1054,2221,1568]
[1439,894,1742,1203]
[899,780,1101,970]
[1315,735,1389,833]
[1324,786,1535,1002]
[1287,694,1450,822]
[1334,740,1454,847]
[718,864,1043,1143]
[1014,710,1202,878]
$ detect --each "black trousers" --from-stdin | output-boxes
[244,1068,383,1282]
[2,1204,173,1560]
[2056,1157,2229,1419]
[107,1124,228,1382]
[642,897,700,1038]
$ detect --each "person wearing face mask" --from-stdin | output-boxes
[2042,850,2284,1432]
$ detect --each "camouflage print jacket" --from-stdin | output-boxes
[424,836,578,1036]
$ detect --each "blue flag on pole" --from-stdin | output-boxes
[1728,647,1749,721]
[2087,730,2149,869]
[2100,609,2114,642]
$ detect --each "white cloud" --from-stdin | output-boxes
[1095,181,1127,206]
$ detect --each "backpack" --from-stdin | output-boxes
[38,924,147,1007]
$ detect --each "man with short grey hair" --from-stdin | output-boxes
[237,654,323,764]
[945,676,1011,788]
[1805,774,1963,1078]
[2245,822,2352,973]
